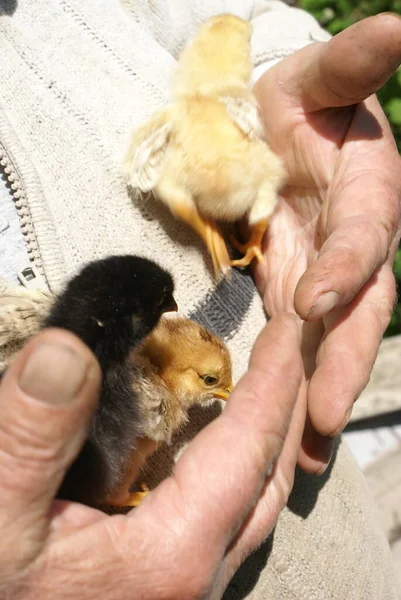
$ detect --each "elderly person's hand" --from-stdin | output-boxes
[252,13,401,474]
[0,315,303,600]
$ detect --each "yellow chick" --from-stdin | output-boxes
[123,13,286,276]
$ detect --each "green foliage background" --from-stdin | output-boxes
[298,0,401,336]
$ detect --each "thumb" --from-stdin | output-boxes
[0,329,100,578]
[278,13,401,111]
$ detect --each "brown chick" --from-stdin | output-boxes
[123,13,286,276]
[0,287,232,508]
[122,315,233,505]
[133,315,233,444]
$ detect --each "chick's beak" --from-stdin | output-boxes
[162,295,178,314]
[213,382,233,401]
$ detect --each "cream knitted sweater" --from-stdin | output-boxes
[0,0,332,380]
[0,2,397,598]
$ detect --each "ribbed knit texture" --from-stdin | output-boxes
[0,1,396,597]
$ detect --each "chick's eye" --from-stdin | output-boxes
[202,375,218,386]
[157,293,166,307]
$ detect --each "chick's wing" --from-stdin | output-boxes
[123,107,172,193]
[219,95,264,140]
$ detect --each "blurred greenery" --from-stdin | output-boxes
[298,0,401,336]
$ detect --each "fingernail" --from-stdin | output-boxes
[316,463,329,476]
[308,291,339,320]
[333,406,353,436]
[315,444,334,476]
[19,343,88,405]
[346,403,356,424]
[313,439,334,475]
[380,12,401,20]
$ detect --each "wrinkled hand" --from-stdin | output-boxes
[253,13,401,473]
[0,317,303,600]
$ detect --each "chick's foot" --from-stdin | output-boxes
[107,484,150,508]
[230,219,268,267]
[124,489,150,507]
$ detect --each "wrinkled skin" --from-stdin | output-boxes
[0,13,400,600]
[0,319,303,600]
[253,13,401,472]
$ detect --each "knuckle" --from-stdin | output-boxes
[366,269,397,329]
[248,401,290,465]
[374,215,398,254]
[272,312,298,330]
[273,463,296,502]
[249,429,284,475]
[0,450,57,497]
[325,242,374,291]
[381,272,397,313]
[264,428,288,466]
[325,210,398,284]
[335,246,361,274]
[372,177,401,237]
[0,412,63,465]
[0,410,67,492]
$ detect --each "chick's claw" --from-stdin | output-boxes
[107,488,150,508]
[230,245,264,267]
[230,234,265,267]
[230,219,268,267]
[125,489,150,507]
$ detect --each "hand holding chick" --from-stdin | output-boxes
[0,312,302,600]
[0,257,232,509]
[124,14,286,276]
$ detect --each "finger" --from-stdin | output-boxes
[301,264,396,473]
[295,170,400,320]
[297,416,334,475]
[220,377,307,587]
[142,314,302,564]
[295,96,401,321]
[276,13,401,111]
[0,329,100,576]
[49,500,106,535]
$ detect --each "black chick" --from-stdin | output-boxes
[44,255,177,508]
